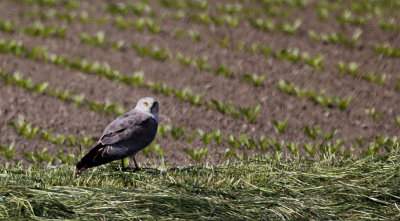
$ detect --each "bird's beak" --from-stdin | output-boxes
[150,102,158,112]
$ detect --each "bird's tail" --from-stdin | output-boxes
[76,143,114,173]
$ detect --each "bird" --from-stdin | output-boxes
[76,97,159,173]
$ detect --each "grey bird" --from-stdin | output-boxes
[76,97,159,173]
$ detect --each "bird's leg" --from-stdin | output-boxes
[132,156,140,170]
[121,157,130,170]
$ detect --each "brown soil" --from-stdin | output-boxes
[0,0,399,165]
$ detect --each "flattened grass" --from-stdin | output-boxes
[0,153,399,220]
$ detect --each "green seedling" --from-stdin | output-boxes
[365,108,384,121]
[243,73,266,87]
[361,73,386,84]
[337,61,359,76]
[286,142,299,155]
[56,150,76,164]
[239,103,261,123]
[171,126,185,140]
[268,139,284,152]
[214,63,232,77]
[114,16,132,30]
[324,128,339,141]
[188,30,200,41]
[7,117,39,139]
[0,19,14,32]
[150,47,170,60]
[183,147,208,162]
[72,93,86,106]
[131,43,152,56]
[33,82,49,93]
[374,43,400,58]
[336,96,352,111]
[320,139,342,155]
[220,36,230,48]
[236,41,246,51]
[58,89,72,101]
[316,6,329,22]
[396,116,400,128]
[23,147,55,165]
[79,136,93,149]
[277,80,295,94]
[0,142,16,160]
[258,136,269,151]
[250,18,275,32]
[175,53,193,67]
[279,19,302,35]
[228,134,240,149]
[224,15,240,27]
[302,125,322,140]
[379,19,400,32]
[187,92,205,106]
[193,56,211,71]
[272,117,289,134]
[145,19,161,34]
[120,71,144,86]
[112,40,125,50]
[302,143,317,157]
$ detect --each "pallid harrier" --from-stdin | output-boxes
[76,97,159,173]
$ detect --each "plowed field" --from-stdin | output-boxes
[1,0,400,165]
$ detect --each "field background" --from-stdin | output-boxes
[0,0,400,219]
[0,0,400,164]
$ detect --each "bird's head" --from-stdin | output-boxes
[136,97,159,115]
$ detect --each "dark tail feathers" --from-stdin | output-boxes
[76,143,114,173]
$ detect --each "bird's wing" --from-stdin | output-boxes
[99,110,152,145]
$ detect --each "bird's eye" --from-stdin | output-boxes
[143,102,148,106]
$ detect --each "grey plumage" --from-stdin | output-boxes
[76,97,159,173]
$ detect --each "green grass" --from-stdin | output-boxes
[0,152,399,220]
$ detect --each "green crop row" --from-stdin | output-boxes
[315,0,399,26]
[379,19,400,32]
[105,1,152,16]
[249,18,302,35]
[0,69,127,115]
[335,9,371,26]
[10,0,78,9]
[0,19,66,38]
[158,0,308,22]
[0,143,84,166]
[7,116,93,148]
[26,9,106,24]
[114,16,161,34]
[244,43,324,70]
[337,61,387,85]
[374,43,400,58]
[189,13,241,28]
[205,100,261,123]
[277,80,352,110]
[159,0,308,15]
[308,29,362,48]
[301,125,339,140]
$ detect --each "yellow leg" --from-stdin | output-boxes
[121,157,130,169]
